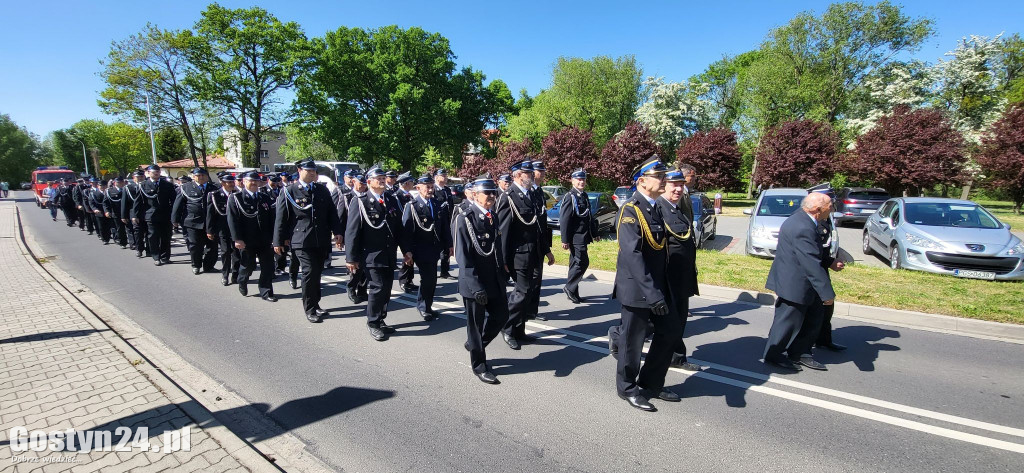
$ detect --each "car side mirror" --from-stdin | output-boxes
[1004,222,1012,230]
[880,217,893,228]
[742,208,753,216]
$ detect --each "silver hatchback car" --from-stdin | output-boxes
[863,197,1024,280]
[744,188,839,259]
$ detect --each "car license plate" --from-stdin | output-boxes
[953,269,996,280]
[861,209,876,214]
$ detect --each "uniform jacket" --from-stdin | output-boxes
[531,186,553,252]
[435,185,454,221]
[496,184,543,257]
[345,190,409,268]
[56,185,73,208]
[171,181,218,230]
[559,188,598,245]
[765,211,836,305]
[454,203,506,299]
[86,187,107,215]
[122,182,145,220]
[227,189,276,247]
[657,196,699,299]
[612,191,669,308]
[134,179,177,223]
[103,186,124,218]
[72,185,87,208]
[274,181,344,250]
[402,195,451,260]
[206,188,236,236]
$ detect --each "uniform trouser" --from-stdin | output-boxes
[110,216,127,246]
[295,246,330,315]
[465,295,510,373]
[217,231,239,279]
[81,209,94,232]
[347,266,367,298]
[611,304,683,397]
[439,247,451,275]
[133,220,149,256]
[147,219,172,261]
[398,262,414,286]
[669,293,691,359]
[763,296,825,360]
[77,208,86,229]
[94,215,111,242]
[185,227,219,270]
[364,265,394,324]
[414,257,439,313]
[503,250,541,338]
[239,243,275,297]
[816,304,836,346]
[565,243,589,295]
[62,205,76,226]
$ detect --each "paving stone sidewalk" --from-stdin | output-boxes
[0,201,275,472]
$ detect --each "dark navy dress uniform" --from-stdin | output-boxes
[135,173,177,264]
[87,185,112,243]
[171,176,220,272]
[345,184,409,337]
[73,182,94,233]
[57,183,77,226]
[122,177,147,255]
[559,177,598,302]
[103,182,128,247]
[454,178,508,383]
[434,169,455,278]
[495,161,545,347]
[657,190,699,367]
[228,186,277,299]
[207,184,240,285]
[275,172,344,321]
[401,180,451,319]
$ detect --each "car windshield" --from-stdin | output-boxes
[848,190,889,200]
[904,203,1002,229]
[756,195,804,217]
[690,196,702,215]
[36,172,75,182]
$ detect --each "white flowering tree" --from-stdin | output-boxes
[932,34,1006,145]
[845,61,934,136]
[634,76,713,154]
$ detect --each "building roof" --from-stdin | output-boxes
[141,155,235,170]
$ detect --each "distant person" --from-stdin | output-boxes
[1,181,9,198]
[762,193,845,372]
[45,182,59,220]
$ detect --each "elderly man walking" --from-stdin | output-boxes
[763,192,845,371]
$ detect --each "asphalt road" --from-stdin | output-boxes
[13,192,1024,472]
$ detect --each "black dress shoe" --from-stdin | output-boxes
[402,284,418,294]
[794,356,827,371]
[669,354,702,371]
[440,272,454,280]
[221,275,229,286]
[817,342,847,352]
[306,312,321,323]
[192,267,201,275]
[503,332,520,350]
[379,322,396,334]
[238,285,248,297]
[420,309,438,321]
[314,308,328,317]
[563,287,581,304]
[290,278,299,290]
[102,241,110,245]
[535,313,548,321]
[367,324,387,341]
[261,294,278,302]
[154,260,163,266]
[607,326,618,360]
[161,258,171,265]
[475,371,499,384]
[347,290,359,304]
[765,356,802,371]
[120,244,128,249]
[642,387,681,402]
[618,393,656,412]
[229,273,237,285]
[464,341,471,351]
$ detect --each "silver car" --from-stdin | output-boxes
[863,197,1024,280]
[744,188,839,259]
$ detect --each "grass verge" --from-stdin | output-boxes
[553,240,1024,324]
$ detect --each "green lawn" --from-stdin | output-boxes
[554,240,1024,324]
[976,199,1024,231]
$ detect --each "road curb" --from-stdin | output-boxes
[14,204,336,473]
[548,263,1024,344]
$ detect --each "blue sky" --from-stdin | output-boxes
[0,0,1020,137]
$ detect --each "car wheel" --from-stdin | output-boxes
[889,244,901,270]
[862,231,873,256]
[707,221,716,240]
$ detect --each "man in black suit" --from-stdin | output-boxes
[134,164,177,265]
[123,171,148,256]
[104,177,128,248]
[274,158,345,323]
[401,173,452,321]
[607,155,682,412]
[207,172,240,286]
[559,168,598,304]
[763,192,845,371]
[529,159,554,320]
[172,167,219,275]
[433,168,456,279]
[394,172,419,293]
[454,175,508,384]
[86,178,111,244]
[345,173,369,303]
[229,172,278,302]
[658,169,702,372]
[346,166,411,341]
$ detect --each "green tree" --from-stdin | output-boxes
[185,3,311,168]
[997,34,1024,104]
[506,55,644,149]
[0,114,44,183]
[100,123,151,176]
[278,123,338,162]
[155,127,187,162]
[296,25,511,170]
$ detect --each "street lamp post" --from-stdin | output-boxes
[145,91,157,165]
[68,132,89,176]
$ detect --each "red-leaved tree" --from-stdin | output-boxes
[676,128,742,192]
[597,122,662,186]
[542,126,598,186]
[754,120,838,188]
[845,106,966,196]
[457,138,534,180]
[977,104,1024,214]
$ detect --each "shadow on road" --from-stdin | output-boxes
[0,329,110,344]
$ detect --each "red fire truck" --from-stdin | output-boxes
[31,166,77,208]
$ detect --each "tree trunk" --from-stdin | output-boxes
[960,179,973,200]
[745,158,758,199]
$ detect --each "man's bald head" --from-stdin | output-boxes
[802,192,833,222]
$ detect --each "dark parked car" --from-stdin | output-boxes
[21,182,33,190]
[612,186,633,208]
[836,187,890,225]
[690,193,717,249]
[546,192,618,236]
